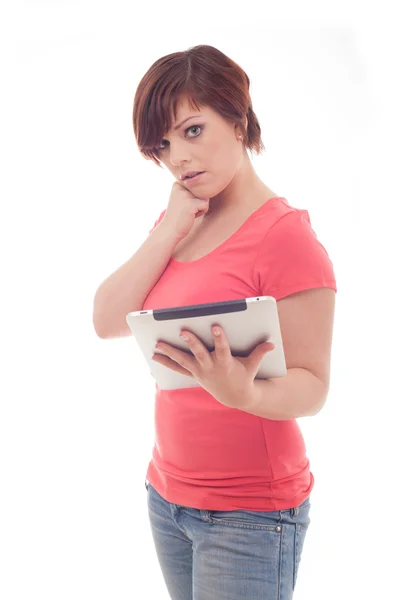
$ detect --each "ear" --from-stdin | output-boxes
[235,116,248,138]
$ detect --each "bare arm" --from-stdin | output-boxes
[92,223,180,339]
[239,288,335,419]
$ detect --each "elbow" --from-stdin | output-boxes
[93,290,110,339]
[93,320,107,339]
[312,383,330,416]
[93,307,109,339]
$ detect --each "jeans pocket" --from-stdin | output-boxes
[293,523,308,589]
[209,509,282,531]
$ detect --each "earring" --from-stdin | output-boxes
[238,135,243,141]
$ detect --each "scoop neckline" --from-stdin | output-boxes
[169,196,285,267]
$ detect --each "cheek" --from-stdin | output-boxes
[216,147,240,177]
[199,137,240,182]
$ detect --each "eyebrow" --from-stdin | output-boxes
[173,115,203,130]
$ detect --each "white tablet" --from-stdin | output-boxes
[126,296,287,391]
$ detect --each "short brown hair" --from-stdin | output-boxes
[132,44,266,168]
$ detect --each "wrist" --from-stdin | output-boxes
[154,222,183,246]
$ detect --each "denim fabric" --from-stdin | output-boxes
[145,479,311,599]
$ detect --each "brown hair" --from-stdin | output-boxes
[132,44,266,168]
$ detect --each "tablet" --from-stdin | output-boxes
[125,296,287,391]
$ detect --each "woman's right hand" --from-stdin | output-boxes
[160,181,210,242]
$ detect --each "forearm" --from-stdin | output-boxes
[241,368,328,420]
[93,223,180,339]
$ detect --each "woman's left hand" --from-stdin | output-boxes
[152,326,274,410]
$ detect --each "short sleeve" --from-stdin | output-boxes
[148,209,167,235]
[252,209,337,301]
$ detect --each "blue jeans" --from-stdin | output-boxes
[145,480,311,599]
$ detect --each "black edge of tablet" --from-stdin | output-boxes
[152,299,249,321]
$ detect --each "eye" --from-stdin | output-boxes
[157,124,203,151]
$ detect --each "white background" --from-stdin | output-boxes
[1,1,399,598]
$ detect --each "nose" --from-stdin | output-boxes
[168,140,191,167]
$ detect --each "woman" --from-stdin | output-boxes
[94,44,337,599]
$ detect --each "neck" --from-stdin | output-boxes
[204,158,269,218]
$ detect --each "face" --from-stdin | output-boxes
[157,96,247,199]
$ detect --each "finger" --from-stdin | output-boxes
[155,343,195,373]
[246,342,275,379]
[152,353,194,378]
[179,332,213,368]
[212,327,232,361]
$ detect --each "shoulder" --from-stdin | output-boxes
[262,201,323,251]
[252,200,337,299]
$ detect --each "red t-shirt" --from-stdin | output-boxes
[142,196,337,511]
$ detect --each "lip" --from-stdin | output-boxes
[182,171,205,185]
